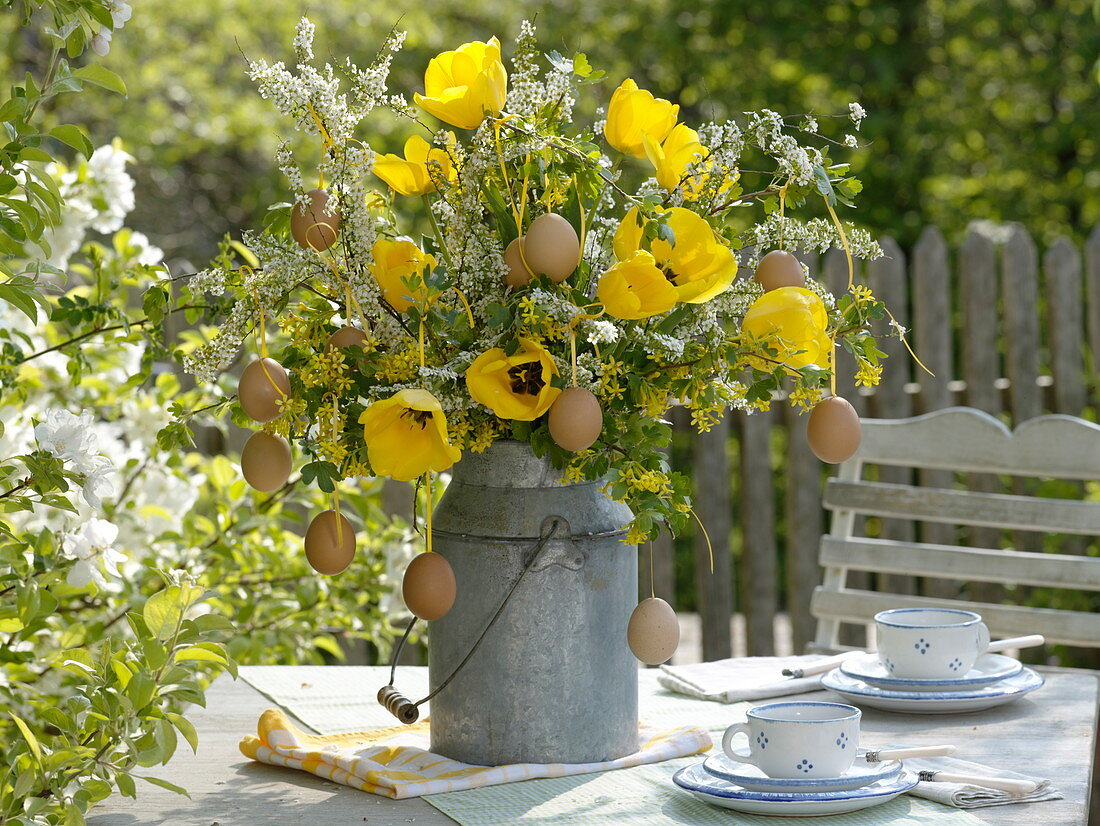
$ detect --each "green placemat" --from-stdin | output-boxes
[424,759,985,825]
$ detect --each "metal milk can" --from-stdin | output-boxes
[428,439,639,765]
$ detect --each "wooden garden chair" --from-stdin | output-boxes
[810,406,1100,653]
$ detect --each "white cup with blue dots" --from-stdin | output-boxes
[875,608,991,679]
[721,701,860,779]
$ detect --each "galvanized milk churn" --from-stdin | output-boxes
[427,439,639,765]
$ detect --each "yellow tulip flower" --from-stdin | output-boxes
[466,338,562,421]
[370,238,437,313]
[413,37,508,130]
[643,123,708,191]
[603,78,679,158]
[741,286,832,370]
[597,250,679,320]
[373,135,456,196]
[613,207,735,304]
[359,389,462,481]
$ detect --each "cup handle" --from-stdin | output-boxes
[976,621,991,654]
[722,722,758,766]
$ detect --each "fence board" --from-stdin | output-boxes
[739,408,776,655]
[1045,237,1087,415]
[867,237,915,595]
[693,410,733,660]
[1001,225,1043,424]
[910,226,957,593]
[959,231,1004,603]
[1088,226,1100,378]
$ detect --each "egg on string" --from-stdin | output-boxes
[522,213,581,283]
[627,597,680,665]
[291,188,341,252]
[304,509,356,575]
[754,250,806,292]
[402,552,457,621]
[807,395,862,464]
[241,431,292,492]
[548,387,603,452]
[238,357,291,423]
[503,236,532,288]
[327,326,368,350]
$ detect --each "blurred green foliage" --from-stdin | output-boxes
[5,0,1097,264]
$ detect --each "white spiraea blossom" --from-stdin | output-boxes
[61,518,125,588]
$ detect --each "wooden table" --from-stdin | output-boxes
[87,666,1098,826]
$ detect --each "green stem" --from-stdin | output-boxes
[422,195,454,271]
[24,48,61,124]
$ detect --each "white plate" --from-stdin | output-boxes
[821,667,1044,714]
[703,749,902,792]
[840,652,1023,691]
[673,763,918,816]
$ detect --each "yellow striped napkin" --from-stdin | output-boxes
[240,708,711,799]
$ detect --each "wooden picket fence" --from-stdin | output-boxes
[644,224,1100,660]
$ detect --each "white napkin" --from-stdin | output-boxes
[658,655,850,703]
[903,754,1061,809]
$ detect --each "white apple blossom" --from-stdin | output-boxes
[89,28,112,57]
[107,0,132,28]
[61,518,125,588]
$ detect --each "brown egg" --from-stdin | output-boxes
[503,236,533,288]
[241,431,292,492]
[627,597,680,665]
[807,395,862,464]
[754,250,806,292]
[238,358,291,423]
[304,510,356,575]
[402,552,456,621]
[522,213,581,283]
[327,326,368,350]
[548,387,603,452]
[290,189,340,251]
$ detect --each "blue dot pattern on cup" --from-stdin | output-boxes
[884,657,895,673]
[797,759,814,773]
[836,732,848,749]
[755,733,769,750]
[914,637,931,654]
[949,657,964,672]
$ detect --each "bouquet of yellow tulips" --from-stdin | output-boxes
[183,18,894,584]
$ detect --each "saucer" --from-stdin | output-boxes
[703,749,902,792]
[821,667,1044,714]
[840,652,1023,691]
[673,763,918,816]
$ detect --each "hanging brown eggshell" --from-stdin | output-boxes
[627,597,679,665]
[304,509,356,575]
[327,326,368,350]
[754,250,805,292]
[503,237,533,288]
[290,188,341,251]
[522,213,581,283]
[241,431,292,492]
[402,552,457,621]
[548,387,603,452]
[807,395,862,464]
[238,357,291,423]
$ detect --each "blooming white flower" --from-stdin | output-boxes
[127,231,165,267]
[61,518,124,588]
[35,409,100,472]
[90,28,112,57]
[81,460,117,510]
[849,102,866,127]
[843,134,859,148]
[107,1,133,28]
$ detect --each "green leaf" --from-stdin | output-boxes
[115,772,136,798]
[49,124,93,157]
[166,712,199,753]
[127,672,156,710]
[143,586,183,640]
[138,775,190,798]
[173,646,227,666]
[72,65,128,96]
[11,713,43,765]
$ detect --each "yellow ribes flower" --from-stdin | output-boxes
[359,389,462,481]
[371,238,437,312]
[372,135,456,197]
[597,250,678,320]
[643,123,707,191]
[466,338,562,421]
[741,286,832,370]
[604,79,679,158]
[613,207,735,304]
[413,38,507,130]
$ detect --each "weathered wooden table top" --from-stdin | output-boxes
[87,666,1098,826]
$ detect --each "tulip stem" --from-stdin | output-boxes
[422,195,455,271]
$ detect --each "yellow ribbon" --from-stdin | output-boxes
[423,472,434,554]
[822,195,854,291]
